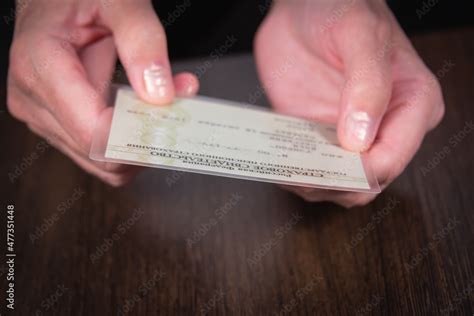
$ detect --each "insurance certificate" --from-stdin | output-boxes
[93,87,378,192]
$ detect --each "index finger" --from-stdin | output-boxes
[30,37,107,152]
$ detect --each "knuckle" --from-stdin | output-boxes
[103,162,129,174]
[291,188,320,202]
[375,146,406,187]
[432,80,445,118]
[336,194,376,209]
[6,91,25,121]
[432,100,445,128]
[419,71,439,91]
[301,196,320,203]
[76,130,94,154]
[300,194,316,203]
[421,72,445,128]
[105,174,130,187]
[26,123,46,140]
[341,6,387,36]
[337,193,377,208]
[351,194,377,208]
[60,120,94,154]
[9,39,24,70]
[9,39,33,86]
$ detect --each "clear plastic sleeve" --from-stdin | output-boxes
[90,86,380,193]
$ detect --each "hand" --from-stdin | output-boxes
[254,0,445,207]
[7,0,199,185]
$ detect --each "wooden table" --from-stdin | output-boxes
[0,27,473,315]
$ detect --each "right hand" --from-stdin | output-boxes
[254,0,444,207]
[7,0,199,185]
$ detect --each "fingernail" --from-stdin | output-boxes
[344,111,375,151]
[143,63,173,101]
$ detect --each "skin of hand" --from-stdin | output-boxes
[254,0,445,207]
[7,0,199,186]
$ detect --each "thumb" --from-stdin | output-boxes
[337,32,393,152]
[103,1,175,104]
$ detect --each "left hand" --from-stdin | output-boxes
[254,0,445,207]
[7,0,199,186]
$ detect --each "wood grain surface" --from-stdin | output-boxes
[0,27,473,315]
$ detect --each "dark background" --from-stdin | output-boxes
[0,0,473,78]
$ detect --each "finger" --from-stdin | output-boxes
[336,18,393,152]
[102,1,176,105]
[279,185,376,208]
[368,71,443,187]
[28,37,107,153]
[79,35,116,100]
[173,72,200,97]
[27,121,139,186]
[13,89,136,175]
